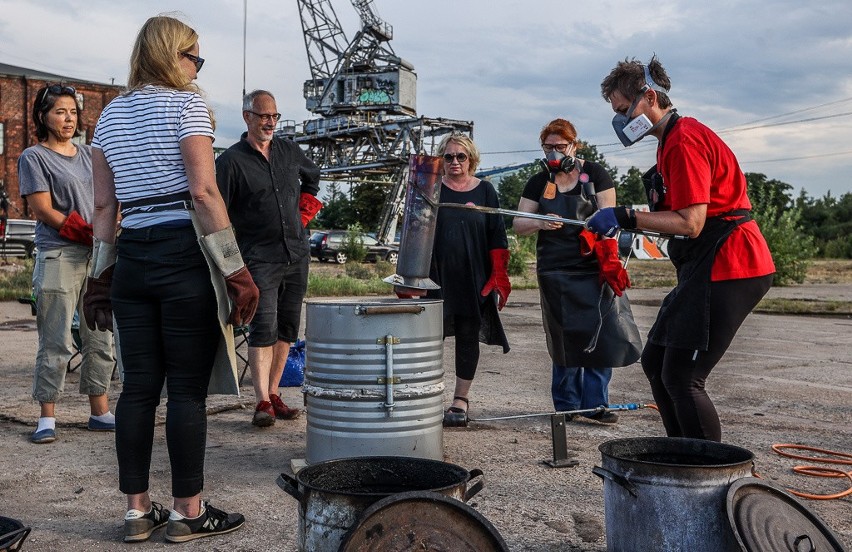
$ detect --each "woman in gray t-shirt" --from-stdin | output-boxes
[18,84,116,445]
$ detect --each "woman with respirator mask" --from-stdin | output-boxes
[589,56,775,441]
[514,119,642,424]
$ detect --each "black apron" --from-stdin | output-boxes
[536,172,642,368]
[648,210,753,350]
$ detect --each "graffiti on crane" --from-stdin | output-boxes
[357,78,396,105]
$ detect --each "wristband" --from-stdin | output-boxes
[613,206,637,230]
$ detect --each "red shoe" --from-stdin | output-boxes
[270,394,301,420]
[252,400,275,427]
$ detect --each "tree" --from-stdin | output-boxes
[315,182,355,230]
[617,166,649,207]
[796,190,852,258]
[745,173,814,284]
[496,162,540,214]
[349,180,391,232]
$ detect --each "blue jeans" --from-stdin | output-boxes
[112,224,219,498]
[551,363,613,416]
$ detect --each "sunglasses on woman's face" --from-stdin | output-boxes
[180,52,205,72]
[443,152,468,163]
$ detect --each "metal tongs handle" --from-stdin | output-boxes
[439,202,688,241]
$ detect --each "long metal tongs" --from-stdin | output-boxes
[438,202,688,241]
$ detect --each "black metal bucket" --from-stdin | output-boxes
[593,437,754,552]
[0,517,31,552]
[278,456,484,552]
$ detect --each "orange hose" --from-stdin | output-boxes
[764,444,852,500]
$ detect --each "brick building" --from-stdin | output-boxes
[0,63,124,218]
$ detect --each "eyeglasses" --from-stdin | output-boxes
[542,143,571,153]
[180,52,205,72]
[247,111,282,123]
[443,153,468,163]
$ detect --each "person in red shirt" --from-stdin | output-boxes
[589,56,775,442]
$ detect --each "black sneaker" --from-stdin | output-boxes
[124,502,170,542]
[164,502,245,543]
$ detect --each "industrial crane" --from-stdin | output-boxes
[283,0,473,244]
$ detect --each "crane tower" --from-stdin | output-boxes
[282,0,473,243]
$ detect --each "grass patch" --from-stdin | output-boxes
[0,259,34,301]
[755,297,851,316]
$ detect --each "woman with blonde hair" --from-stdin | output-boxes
[426,133,511,427]
[85,14,258,543]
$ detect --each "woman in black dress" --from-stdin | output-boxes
[426,134,511,427]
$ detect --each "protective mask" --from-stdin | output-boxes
[541,150,577,173]
[612,94,654,147]
[612,63,672,147]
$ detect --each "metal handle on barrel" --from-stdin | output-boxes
[355,305,425,315]
[276,473,303,501]
[592,466,638,498]
[384,334,394,413]
[464,468,485,501]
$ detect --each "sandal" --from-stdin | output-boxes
[443,396,469,427]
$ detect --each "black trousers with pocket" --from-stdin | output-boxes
[112,224,219,498]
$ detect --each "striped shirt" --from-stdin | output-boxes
[91,85,214,228]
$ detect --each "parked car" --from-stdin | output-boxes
[0,218,36,259]
[309,230,399,264]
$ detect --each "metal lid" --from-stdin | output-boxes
[726,478,847,552]
[339,490,509,552]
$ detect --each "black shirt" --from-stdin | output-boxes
[216,133,320,263]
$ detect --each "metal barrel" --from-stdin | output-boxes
[594,437,754,552]
[303,298,444,464]
[384,154,443,291]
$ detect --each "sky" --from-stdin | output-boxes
[2,0,851,200]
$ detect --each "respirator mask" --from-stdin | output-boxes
[540,150,577,174]
[611,64,671,147]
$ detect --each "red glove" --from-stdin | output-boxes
[299,193,323,227]
[594,238,630,297]
[225,266,260,326]
[83,266,114,331]
[59,211,93,246]
[480,248,511,310]
[578,229,596,257]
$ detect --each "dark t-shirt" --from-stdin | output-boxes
[521,160,614,202]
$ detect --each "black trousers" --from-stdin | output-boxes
[641,274,773,441]
[112,225,219,498]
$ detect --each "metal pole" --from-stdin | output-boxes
[439,203,688,240]
[242,0,247,99]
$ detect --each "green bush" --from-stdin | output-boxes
[821,236,852,259]
[340,224,367,263]
[344,262,373,280]
[372,260,396,278]
[753,207,815,286]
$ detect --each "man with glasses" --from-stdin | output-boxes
[215,90,322,427]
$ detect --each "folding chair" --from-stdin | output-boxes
[67,317,83,373]
[235,325,251,385]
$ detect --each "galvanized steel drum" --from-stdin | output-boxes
[593,437,755,552]
[303,298,444,464]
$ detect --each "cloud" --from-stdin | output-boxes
[1,0,849,198]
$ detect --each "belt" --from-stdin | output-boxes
[120,191,194,218]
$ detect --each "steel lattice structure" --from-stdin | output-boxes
[284,0,473,243]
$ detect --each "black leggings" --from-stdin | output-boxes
[453,315,480,381]
[641,275,773,441]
